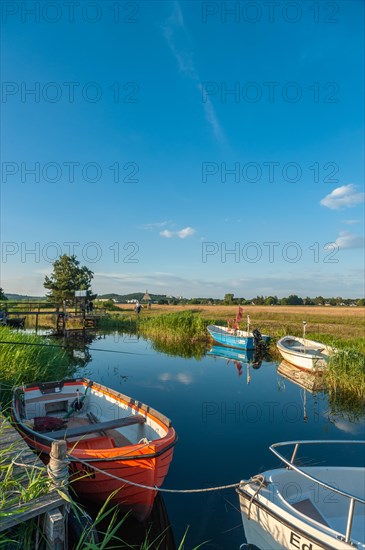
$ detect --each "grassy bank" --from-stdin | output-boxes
[0,327,73,406]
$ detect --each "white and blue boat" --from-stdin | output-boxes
[207,324,270,350]
[237,440,365,550]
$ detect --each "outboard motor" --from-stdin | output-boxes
[252,328,263,347]
[252,328,268,367]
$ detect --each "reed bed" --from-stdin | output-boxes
[326,349,365,401]
[0,327,72,406]
[98,314,137,333]
[138,311,208,342]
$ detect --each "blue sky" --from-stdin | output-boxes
[1,0,364,298]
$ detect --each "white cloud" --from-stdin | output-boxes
[176,226,195,238]
[328,418,365,435]
[160,229,174,238]
[320,184,364,210]
[332,231,365,250]
[160,226,196,239]
[343,219,361,225]
[158,372,193,385]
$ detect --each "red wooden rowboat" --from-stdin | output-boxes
[11,378,177,521]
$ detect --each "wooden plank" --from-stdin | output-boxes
[0,415,65,532]
[0,493,64,532]
[43,414,146,439]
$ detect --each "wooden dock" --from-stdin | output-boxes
[0,301,106,334]
[0,415,68,548]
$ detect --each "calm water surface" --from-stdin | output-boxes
[69,332,364,549]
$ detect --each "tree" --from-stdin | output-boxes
[44,255,95,304]
[224,293,234,304]
[286,294,303,305]
[0,288,7,301]
[265,296,278,305]
[96,299,119,311]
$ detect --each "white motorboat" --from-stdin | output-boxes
[237,440,365,550]
[276,336,335,371]
[276,321,335,371]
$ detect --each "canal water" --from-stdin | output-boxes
[66,331,364,549]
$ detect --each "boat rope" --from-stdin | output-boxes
[8,445,240,495]
[47,450,70,490]
[68,453,240,494]
[0,340,152,357]
[243,474,267,519]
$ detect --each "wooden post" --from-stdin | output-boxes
[43,509,67,550]
[49,440,68,491]
[43,440,69,550]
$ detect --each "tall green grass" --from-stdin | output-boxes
[98,314,137,333]
[0,327,73,407]
[325,348,365,402]
[139,311,208,341]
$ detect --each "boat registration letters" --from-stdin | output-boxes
[290,531,316,550]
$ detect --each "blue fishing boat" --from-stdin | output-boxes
[206,324,270,350]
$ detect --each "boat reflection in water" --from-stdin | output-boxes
[277,359,326,392]
[276,360,328,425]
[207,345,265,383]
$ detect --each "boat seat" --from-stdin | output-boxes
[292,498,330,527]
[42,414,146,439]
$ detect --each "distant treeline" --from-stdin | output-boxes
[3,292,364,307]
[96,293,364,307]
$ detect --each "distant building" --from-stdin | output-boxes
[141,290,153,309]
[142,290,151,304]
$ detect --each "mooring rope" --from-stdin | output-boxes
[0,340,152,357]
[68,453,240,494]
[47,451,70,489]
[245,474,267,519]
[9,445,247,495]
